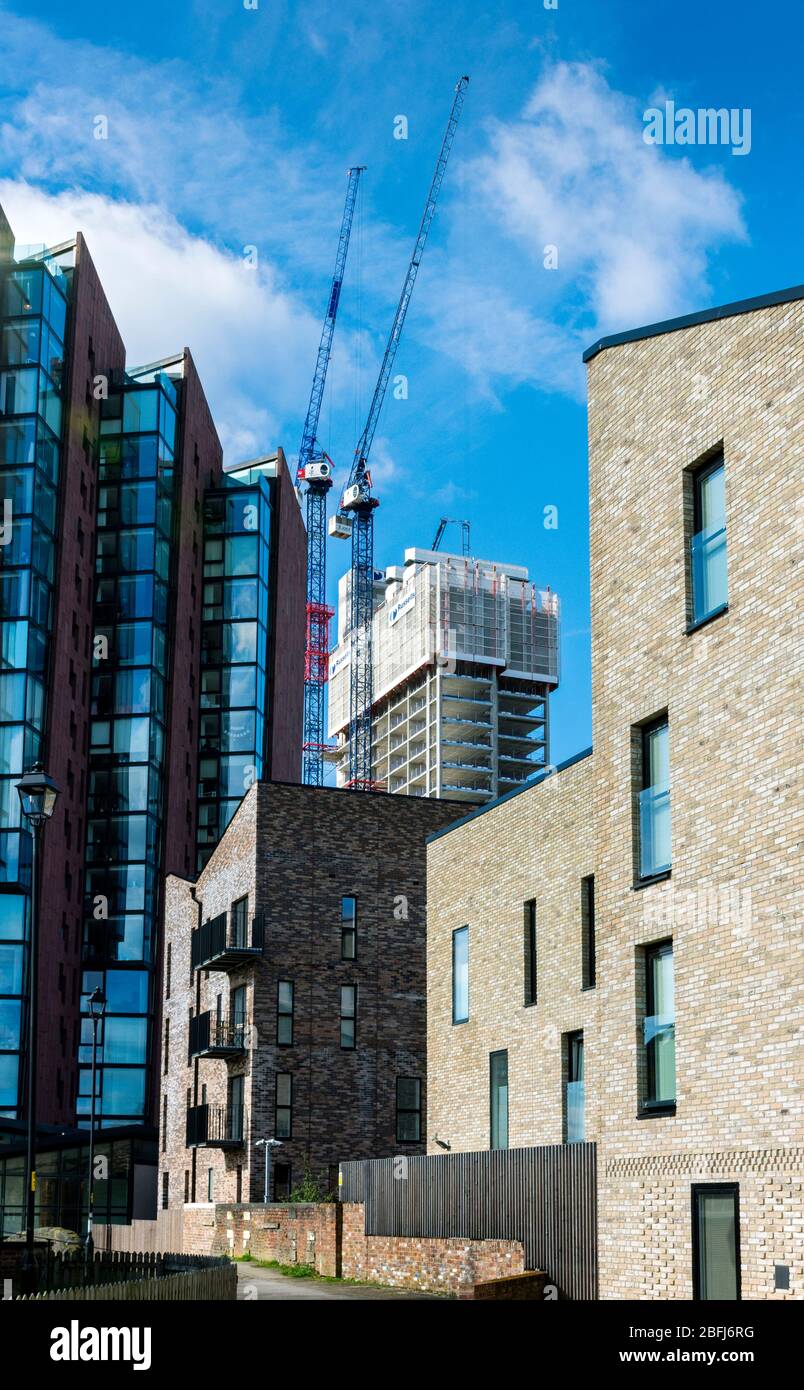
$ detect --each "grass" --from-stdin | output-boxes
[242,1257,412,1290]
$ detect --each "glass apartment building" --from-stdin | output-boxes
[0,247,71,1118]
[0,202,305,1140]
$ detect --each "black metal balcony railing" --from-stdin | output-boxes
[188,1010,246,1060]
[186,1103,247,1148]
[191,911,264,971]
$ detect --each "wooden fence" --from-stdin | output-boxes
[17,1261,236,1302]
[339,1142,598,1300]
[96,1208,184,1255]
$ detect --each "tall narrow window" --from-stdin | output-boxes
[231,895,248,948]
[339,985,356,1049]
[277,980,293,1046]
[581,876,596,989]
[163,1018,170,1075]
[341,895,357,960]
[489,1050,508,1150]
[564,1032,585,1143]
[643,940,676,1110]
[275,1072,292,1138]
[452,926,469,1024]
[523,900,537,1006]
[165,941,172,999]
[690,456,727,626]
[692,1184,740,1300]
[396,1077,422,1142]
[207,1167,215,1202]
[638,717,671,879]
[161,1172,169,1210]
[231,984,247,1046]
[228,1073,244,1142]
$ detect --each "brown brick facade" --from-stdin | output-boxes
[160,781,459,1210]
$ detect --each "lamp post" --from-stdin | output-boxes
[16,764,60,1287]
[85,986,106,1264]
[255,1137,283,1203]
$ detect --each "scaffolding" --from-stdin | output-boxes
[328,551,560,802]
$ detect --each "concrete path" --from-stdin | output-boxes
[236,1262,439,1300]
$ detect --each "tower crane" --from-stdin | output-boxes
[299,165,365,787]
[432,518,471,557]
[333,77,469,789]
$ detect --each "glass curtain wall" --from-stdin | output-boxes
[0,255,69,1116]
[197,477,272,872]
[80,372,178,1126]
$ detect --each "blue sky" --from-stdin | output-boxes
[1,0,801,763]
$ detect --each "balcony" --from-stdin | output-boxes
[186,1103,246,1148]
[188,1011,246,1060]
[191,911,264,972]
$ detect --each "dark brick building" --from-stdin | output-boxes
[160,781,459,1206]
[0,203,306,1172]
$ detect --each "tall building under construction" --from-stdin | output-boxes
[327,548,560,804]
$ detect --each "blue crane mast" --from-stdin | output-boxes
[335,77,469,789]
[299,165,365,787]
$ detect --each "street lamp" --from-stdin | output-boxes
[16,763,60,1286]
[84,986,106,1264]
[255,1138,283,1203]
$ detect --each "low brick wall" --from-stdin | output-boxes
[176,1200,530,1294]
[340,1203,526,1295]
[203,1202,340,1276]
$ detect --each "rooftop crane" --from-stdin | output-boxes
[334,77,470,790]
[432,517,471,557]
[299,165,365,787]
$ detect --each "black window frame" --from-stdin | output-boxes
[523,900,537,1007]
[635,714,671,886]
[341,895,357,960]
[275,1071,292,1138]
[489,1048,509,1151]
[452,925,469,1025]
[396,1075,422,1144]
[688,454,728,632]
[691,1183,741,1301]
[339,985,356,1050]
[642,938,676,1116]
[581,875,596,990]
[231,894,248,946]
[277,978,294,1047]
[273,1160,291,1201]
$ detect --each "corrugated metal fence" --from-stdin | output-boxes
[339,1143,597,1300]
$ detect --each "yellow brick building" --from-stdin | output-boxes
[426,287,803,1300]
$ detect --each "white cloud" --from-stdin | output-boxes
[465,62,747,334]
[0,181,326,463]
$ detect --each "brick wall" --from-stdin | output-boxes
[339,1202,525,1294]
[425,295,804,1300]
[160,782,459,1210]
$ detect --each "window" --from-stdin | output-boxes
[184,1170,189,1203]
[489,1050,508,1150]
[228,1074,244,1142]
[690,456,727,627]
[161,1093,167,1152]
[637,717,671,880]
[564,1032,585,1143]
[165,941,171,999]
[277,980,293,1046]
[163,1018,169,1075]
[275,1072,292,1138]
[339,986,356,1049]
[161,1172,169,1210]
[692,1185,740,1300]
[452,926,469,1024]
[581,876,596,989]
[231,895,248,947]
[229,983,246,1035]
[643,940,676,1111]
[207,1167,215,1202]
[274,1161,291,1200]
[341,895,357,959]
[523,900,537,1006]
[396,1077,422,1143]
